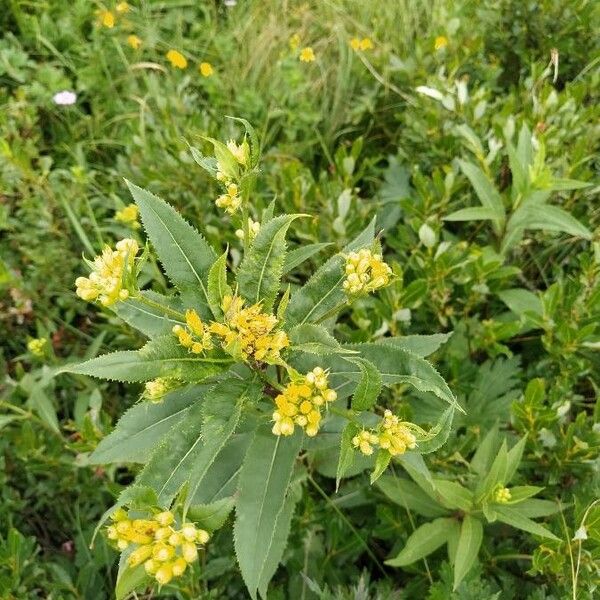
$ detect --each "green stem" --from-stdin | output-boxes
[315,300,348,325]
[131,293,186,321]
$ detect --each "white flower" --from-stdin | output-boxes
[53,90,77,106]
[573,526,588,541]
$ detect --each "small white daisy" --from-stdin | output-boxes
[53,90,77,106]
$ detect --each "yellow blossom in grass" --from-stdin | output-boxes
[166,49,188,69]
[115,203,140,228]
[272,368,337,438]
[350,37,361,50]
[215,183,242,214]
[434,36,448,50]
[494,486,512,504]
[209,295,289,364]
[360,38,373,50]
[289,33,301,51]
[173,309,213,354]
[199,62,214,77]
[127,34,142,50]
[27,337,47,357]
[116,1,130,13]
[343,248,392,295]
[75,238,139,306]
[98,10,115,28]
[299,47,315,62]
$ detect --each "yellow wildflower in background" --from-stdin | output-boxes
[343,248,392,295]
[209,295,289,364]
[215,183,242,214]
[116,1,130,13]
[434,36,448,50]
[299,47,315,62]
[27,338,47,357]
[115,203,140,228]
[106,509,209,586]
[166,49,187,69]
[350,37,373,51]
[199,62,214,77]
[75,238,139,306]
[350,38,361,50]
[289,33,301,51]
[173,309,213,354]
[272,368,337,437]
[98,10,115,28]
[127,34,142,50]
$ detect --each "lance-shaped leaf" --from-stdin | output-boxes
[376,476,449,518]
[349,358,382,411]
[115,553,148,600]
[207,250,232,319]
[286,218,376,326]
[377,333,452,357]
[238,214,302,312]
[288,323,356,356]
[61,336,228,383]
[126,181,216,319]
[187,496,236,532]
[416,406,455,454]
[283,242,333,275]
[234,427,303,600]
[453,515,483,590]
[336,422,360,491]
[494,505,559,540]
[114,290,184,339]
[89,384,207,464]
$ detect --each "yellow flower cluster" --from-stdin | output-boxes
[173,309,213,354]
[299,47,316,62]
[353,410,417,457]
[434,35,448,50]
[494,486,512,503]
[144,378,173,403]
[350,37,374,51]
[165,50,214,77]
[235,218,260,241]
[226,139,249,166]
[215,183,242,214]
[209,295,289,363]
[115,203,140,228]
[75,239,139,306]
[200,62,214,77]
[27,337,47,357]
[97,3,128,28]
[343,248,392,295]
[272,368,337,437]
[127,34,142,50]
[106,509,209,586]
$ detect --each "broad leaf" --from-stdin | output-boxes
[508,203,591,240]
[207,250,231,319]
[188,496,236,532]
[458,160,505,229]
[376,476,448,518]
[453,515,483,590]
[126,181,216,319]
[335,422,360,491]
[432,479,473,511]
[377,333,452,357]
[283,243,333,275]
[349,358,382,411]
[444,206,500,222]
[288,323,354,356]
[494,505,559,539]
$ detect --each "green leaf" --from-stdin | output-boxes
[114,291,184,338]
[377,333,452,357]
[497,288,543,318]
[336,422,360,491]
[282,243,333,275]
[349,358,382,411]
[516,499,560,518]
[470,425,501,475]
[126,181,216,319]
[505,436,527,483]
[376,476,448,518]
[0,416,18,431]
[238,215,302,312]
[505,485,544,504]
[416,406,455,454]
[494,505,559,539]
[432,479,473,511]
[444,206,500,222]
[28,384,59,433]
[286,218,376,326]
[288,323,354,356]
[453,515,483,590]
[115,555,148,600]
[61,336,226,383]
[89,384,206,464]
[458,160,505,228]
[508,203,592,240]
[477,440,508,498]
[207,250,231,318]
[370,450,391,483]
[187,496,235,532]
[548,178,592,191]
[234,427,303,600]
[386,518,456,566]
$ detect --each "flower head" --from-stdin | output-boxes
[115,203,140,228]
[127,34,142,50]
[173,309,213,354]
[27,337,47,357]
[289,33,301,51]
[199,62,214,77]
[226,139,249,166]
[353,410,417,457]
[53,90,77,106]
[215,183,242,214]
[272,368,337,438]
[494,486,512,504]
[350,37,373,51]
[97,10,115,28]
[116,1,130,13]
[299,47,315,62]
[75,238,139,306]
[434,36,448,50]
[235,218,260,242]
[352,430,379,455]
[166,49,188,69]
[343,248,392,295]
[144,378,175,403]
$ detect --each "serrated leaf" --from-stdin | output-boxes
[286,218,376,326]
[115,554,148,600]
[349,358,382,411]
[494,505,559,539]
[187,496,235,532]
[288,323,354,356]
[416,406,455,454]
[114,290,185,338]
[89,385,207,464]
[336,422,360,491]
[453,515,483,590]
[377,333,452,357]
[126,181,216,319]
[234,427,302,600]
[238,214,302,312]
[61,336,227,383]
[371,450,392,483]
[207,250,231,318]
[283,243,333,275]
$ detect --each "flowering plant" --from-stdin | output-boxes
[63,120,459,598]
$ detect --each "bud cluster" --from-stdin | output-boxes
[352,410,417,456]
[343,248,392,295]
[493,486,512,504]
[173,309,213,354]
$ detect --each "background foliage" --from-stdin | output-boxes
[1,0,599,598]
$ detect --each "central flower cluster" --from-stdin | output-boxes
[173,309,214,354]
[75,238,139,306]
[209,295,289,363]
[494,486,512,503]
[343,248,392,295]
[353,410,417,456]
[215,183,242,214]
[272,368,337,437]
[106,509,209,586]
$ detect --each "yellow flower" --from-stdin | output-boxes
[235,218,260,241]
[359,37,373,51]
[226,139,249,166]
[353,410,417,457]
[116,1,130,13]
[166,49,188,69]
[172,309,213,354]
[98,10,115,28]
[350,37,361,50]
[289,33,301,51]
[299,47,315,62]
[494,486,512,504]
[27,338,47,357]
[115,203,140,228]
[209,295,288,364]
[75,238,139,306]
[272,368,337,438]
[343,248,392,295]
[352,430,379,455]
[199,62,214,77]
[434,36,448,50]
[127,34,142,50]
[215,182,242,214]
[144,378,173,403]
